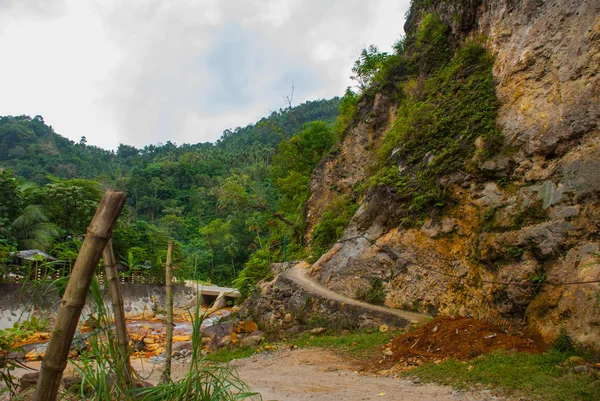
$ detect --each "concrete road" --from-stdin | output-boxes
[280,264,431,325]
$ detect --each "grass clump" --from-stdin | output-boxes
[406,350,600,401]
[356,277,387,305]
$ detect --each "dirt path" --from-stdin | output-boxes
[11,349,509,401]
[229,348,507,401]
[281,264,431,325]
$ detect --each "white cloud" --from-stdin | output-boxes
[0,0,411,150]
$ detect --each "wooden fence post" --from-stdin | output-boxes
[33,190,126,401]
[162,240,174,383]
[103,239,132,387]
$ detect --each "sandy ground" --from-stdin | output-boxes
[130,348,507,401]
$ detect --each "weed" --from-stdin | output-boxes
[552,329,576,353]
[308,314,326,328]
[505,246,524,260]
[356,278,387,305]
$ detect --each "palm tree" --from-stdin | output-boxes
[11,205,59,251]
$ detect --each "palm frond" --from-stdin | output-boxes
[12,205,49,229]
[12,206,59,251]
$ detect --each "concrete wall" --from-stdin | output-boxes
[0,283,197,329]
[0,283,59,330]
[109,283,197,318]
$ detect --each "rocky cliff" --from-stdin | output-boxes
[306,0,600,347]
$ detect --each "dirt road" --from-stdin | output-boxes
[230,347,507,401]
[281,264,431,325]
[11,348,509,401]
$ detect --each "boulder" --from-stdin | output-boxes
[174,341,193,352]
[286,326,305,336]
[218,335,232,347]
[202,321,234,341]
[240,335,263,348]
[25,345,47,361]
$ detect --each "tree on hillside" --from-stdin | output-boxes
[351,45,389,90]
[36,178,103,235]
[216,174,296,228]
[199,218,232,283]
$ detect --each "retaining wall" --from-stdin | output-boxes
[0,283,197,329]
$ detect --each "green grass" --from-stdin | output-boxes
[205,346,258,363]
[206,330,394,363]
[406,350,600,401]
[290,330,394,358]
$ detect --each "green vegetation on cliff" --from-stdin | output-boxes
[373,40,501,218]
[344,12,504,224]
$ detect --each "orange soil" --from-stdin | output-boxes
[375,316,545,371]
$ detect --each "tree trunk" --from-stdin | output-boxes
[162,240,174,383]
[103,239,132,387]
[34,190,126,401]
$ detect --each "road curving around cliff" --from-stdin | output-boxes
[281,263,431,326]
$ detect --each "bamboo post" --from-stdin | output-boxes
[34,190,126,401]
[103,239,132,387]
[162,240,174,383]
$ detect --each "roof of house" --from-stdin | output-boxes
[12,249,57,261]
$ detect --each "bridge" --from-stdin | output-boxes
[184,281,240,308]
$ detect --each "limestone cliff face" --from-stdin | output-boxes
[304,92,396,241]
[306,0,600,347]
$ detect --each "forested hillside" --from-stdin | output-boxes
[0,97,340,286]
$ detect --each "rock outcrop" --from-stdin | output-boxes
[306,0,600,347]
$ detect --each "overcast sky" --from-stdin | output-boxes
[0,0,410,150]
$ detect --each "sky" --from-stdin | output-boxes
[0,0,411,150]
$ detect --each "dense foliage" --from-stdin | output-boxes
[0,98,340,286]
